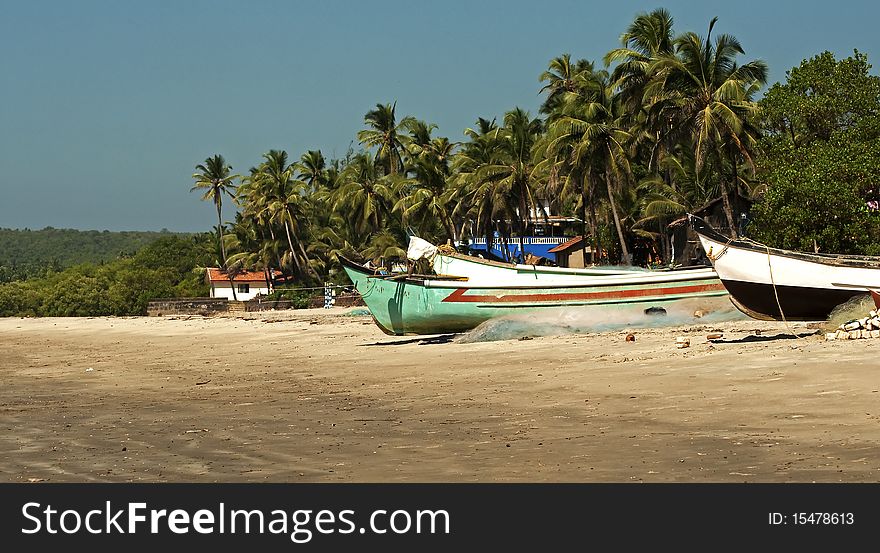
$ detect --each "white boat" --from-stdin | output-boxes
[690,214,880,320]
[407,236,719,286]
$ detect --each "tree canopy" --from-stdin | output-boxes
[749,50,880,254]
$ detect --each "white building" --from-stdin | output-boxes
[206,268,272,301]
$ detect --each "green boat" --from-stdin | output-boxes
[340,255,727,335]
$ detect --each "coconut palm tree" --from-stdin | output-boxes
[467,108,543,259]
[191,154,239,265]
[333,152,397,241]
[604,8,675,115]
[297,150,327,192]
[357,102,415,176]
[645,17,767,236]
[546,68,634,264]
[633,146,721,262]
[242,150,314,279]
[447,118,504,246]
[539,55,597,118]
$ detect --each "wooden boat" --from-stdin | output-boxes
[408,235,717,285]
[689,214,880,321]
[433,247,643,281]
[432,246,717,284]
[340,255,727,335]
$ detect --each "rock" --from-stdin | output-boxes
[849,330,862,340]
[872,330,880,339]
[706,333,723,341]
[675,337,690,349]
[844,320,862,331]
[825,333,838,341]
[836,330,849,340]
[693,310,706,318]
[625,333,635,342]
[644,307,667,316]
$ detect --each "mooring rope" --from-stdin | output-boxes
[765,244,799,339]
[707,236,734,262]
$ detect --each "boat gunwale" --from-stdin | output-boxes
[341,255,719,291]
[441,250,711,274]
[689,214,880,268]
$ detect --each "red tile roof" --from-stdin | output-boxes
[206,268,268,283]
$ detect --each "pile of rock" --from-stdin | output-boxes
[826,309,880,340]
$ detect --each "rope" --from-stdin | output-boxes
[765,244,799,339]
[707,236,734,262]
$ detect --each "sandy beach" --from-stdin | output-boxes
[2,308,879,483]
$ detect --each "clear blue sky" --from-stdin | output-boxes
[2,0,878,231]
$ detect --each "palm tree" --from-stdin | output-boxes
[297,150,327,192]
[604,8,675,115]
[633,146,720,262]
[539,55,596,117]
[471,108,543,259]
[447,118,504,246]
[333,152,397,242]
[191,154,239,265]
[546,68,634,264]
[243,150,314,279]
[645,17,767,236]
[605,8,678,185]
[398,153,456,242]
[357,102,415,176]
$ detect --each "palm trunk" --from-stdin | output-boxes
[605,170,631,266]
[581,176,590,265]
[720,147,738,238]
[588,179,601,264]
[216,200,238,300]
[267,225,284,271]
[215,201,227,265]
[226,266,237,301]
[283,219,303,275]
[441,214,456,244]
[297,240,316,279]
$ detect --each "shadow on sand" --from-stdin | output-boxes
[360,334,458,346]
[713,330,821,344]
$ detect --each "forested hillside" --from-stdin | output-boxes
[0,235,214,316]
[0,227,190,281]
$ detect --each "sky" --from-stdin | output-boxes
[1,0,878,231]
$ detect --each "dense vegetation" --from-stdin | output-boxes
[193,9,879,291]
[749,51,880,253]
[0,236,213,316]
[0,227,189,282]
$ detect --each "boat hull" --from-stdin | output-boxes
[690,215,880,321]
[341,256,727,335]
[720,279,866,321]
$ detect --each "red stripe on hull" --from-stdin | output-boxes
[441,282,725,303]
